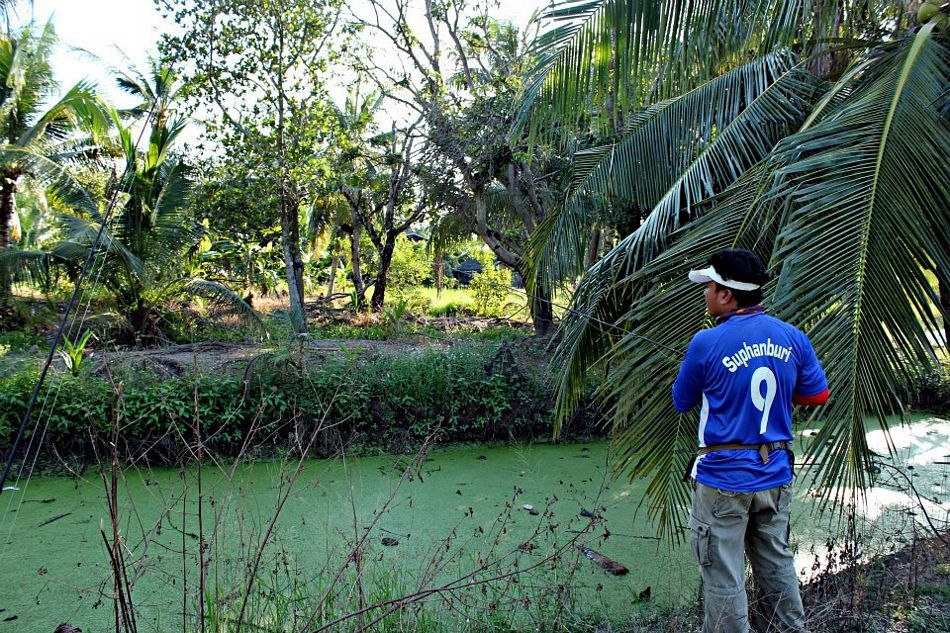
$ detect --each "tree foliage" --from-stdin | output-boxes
[158,0,352,333]
[0,21,109,299]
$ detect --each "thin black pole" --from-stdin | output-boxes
[1,107,156,496]
[0,177,119,495]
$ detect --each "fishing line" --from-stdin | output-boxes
[0,210,120,546]
[3,167,124,491]
[0,102,160,552]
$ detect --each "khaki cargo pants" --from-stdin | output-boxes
[689,481,808,633]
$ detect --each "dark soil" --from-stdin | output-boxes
[802,531,950,632]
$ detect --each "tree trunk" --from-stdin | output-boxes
[528,271,555,336]
[0,179,15,301]
[274,14,307,333]
[473,191,521,269]
[325,251,339,301]
[280,194,307,333]
[349,214,366,309]
[584,227,602,269]
[370,236,396,312]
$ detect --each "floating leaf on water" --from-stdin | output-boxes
[38,512,71,527]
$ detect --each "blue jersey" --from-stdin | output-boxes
[672,312,828,492]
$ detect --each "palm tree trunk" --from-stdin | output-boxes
[941,275,950,351]
[0,178,15,301]
[584,228,602,269]
[326,252,339,301]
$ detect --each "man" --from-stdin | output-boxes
[672,249,829,633]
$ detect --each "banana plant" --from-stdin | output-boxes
[58,330,94,377]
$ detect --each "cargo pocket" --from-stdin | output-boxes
[688,515,711,567]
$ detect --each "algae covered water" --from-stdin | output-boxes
[0,416,947,632]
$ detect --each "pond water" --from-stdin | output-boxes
[0,415,947,632]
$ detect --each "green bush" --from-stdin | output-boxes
[0,330,46,353]
[0,342,554,461]
[469,266,512,317]
[427,301,470,318]
[388,237,431,289]
[909,357,950,413]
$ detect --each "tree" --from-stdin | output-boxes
[48,63,260,342]
[358,0,565,334]
[158,0,350,334]
[188,163,286,297]
[333,100,429,310]
[525,0,949,536]
[0,22,107,301]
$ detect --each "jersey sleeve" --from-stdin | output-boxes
[794,332,828,397]
[672,332,707,413]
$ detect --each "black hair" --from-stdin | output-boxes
[708,249,771,307]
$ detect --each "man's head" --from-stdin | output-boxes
[688,249,771,316]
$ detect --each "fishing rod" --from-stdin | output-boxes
[0,104,159,498]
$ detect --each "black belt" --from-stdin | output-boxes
[683,441,793,482]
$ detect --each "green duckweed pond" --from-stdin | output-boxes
[0,415,946,632]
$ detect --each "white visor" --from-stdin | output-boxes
[688,266,761,291]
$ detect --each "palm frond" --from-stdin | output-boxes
[183,278,267,335]
[0,246,58,288]
[516,0,900,141]
[18,80,110,148]
[528,52,821,290]
[552,28,950,538]
[0,146,100,217]
[55,214,145,280]
[767,26,950,500]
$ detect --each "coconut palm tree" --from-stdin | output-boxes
[522,0,950,536]
[0,21,109,300]
[49,62,261,342]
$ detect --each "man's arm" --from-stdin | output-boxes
[672,334,706,413]
[793,389,829,406]
[793,333,829,406]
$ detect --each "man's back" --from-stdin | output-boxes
[673,312,827,492]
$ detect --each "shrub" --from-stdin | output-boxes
[469,266,512,317]
[0,342,555,461]
[909,357,950,413]
[427,301,471,318]
[390,287,430,315]
[388,237,432,289]
[0,330,46,353]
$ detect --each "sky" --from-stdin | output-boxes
[14,0,547,115]
[14,0,166,109]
